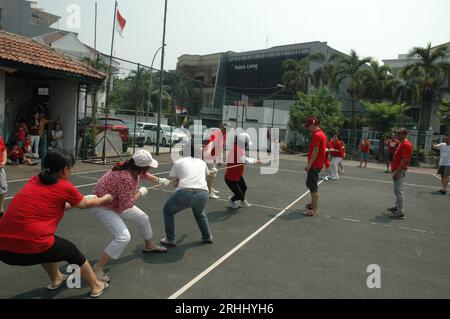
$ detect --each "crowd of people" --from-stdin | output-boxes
[0,118,448,298]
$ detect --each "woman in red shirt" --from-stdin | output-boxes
[0,150,113,297]
[224,133,260,209]
[359,137,371,168]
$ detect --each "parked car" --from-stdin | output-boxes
[138,122,157,145]
[149,124,188,146]
[124,121,145,147]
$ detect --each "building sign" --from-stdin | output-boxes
[232,64,258,71]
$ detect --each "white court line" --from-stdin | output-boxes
[5,161,173,183]
[168,181,322,299]
[341,218,361,223]
[432,174,442,181]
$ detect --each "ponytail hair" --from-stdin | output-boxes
[112,158,146,172]
[39,149,76,185]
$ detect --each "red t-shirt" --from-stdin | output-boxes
[8,146,24,160]
[23,139,32,153]
[308,129,328,169]
[360,141,371,153]
[330,140,344,158]
[391,139,413,172]
[387,139,400,154]
[0,138,5,163]
[16,124,27,141]
[224,144,245,181]
[0,176,84,254]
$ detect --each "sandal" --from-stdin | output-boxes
[90,281,109,298]
[95,271,111,283]
[303,210,319,217]
[142,245,168,253]
[46,274,68,291]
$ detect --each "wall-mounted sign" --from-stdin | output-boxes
[233,64,258,71]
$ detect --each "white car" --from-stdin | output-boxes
[137,122,157,145]
[149,124,188,146]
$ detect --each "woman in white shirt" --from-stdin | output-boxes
[432,133,450,195]
[51,123,64,150]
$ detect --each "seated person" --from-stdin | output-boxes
[8,142,37,166]
[23,135,39,159]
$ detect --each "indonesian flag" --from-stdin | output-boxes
[116,9,126,36]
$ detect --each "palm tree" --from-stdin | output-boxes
[405,43,450,140]
[282,53,325,95]
[360,61,393,101]
[334,50,373,149]
[312,53,341,89]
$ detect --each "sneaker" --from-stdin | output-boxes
[438,190,447,195]
[211,188,220,194]
[387,207,399,213]
[389,212,406,219]
[323,176,329,181]
[229,200,241,209]
[202,237,213,244]
[240,200,253,208]
[209,192,220,199]
[160,238,177,247]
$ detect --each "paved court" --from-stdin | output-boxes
[0,155,449,299]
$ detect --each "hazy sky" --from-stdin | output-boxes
[37,0,450,70]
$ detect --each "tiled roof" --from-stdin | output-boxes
[0,30,106,81]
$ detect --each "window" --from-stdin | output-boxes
[211,76,216,84]
[195,76,205,82]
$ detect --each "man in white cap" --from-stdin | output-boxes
[91,150,171,282]
[224,132,260,209]
[160,144,216,247]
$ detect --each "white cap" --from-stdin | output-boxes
[132,150,158,168]
[238,132,253,146]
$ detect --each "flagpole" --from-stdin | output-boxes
[156,0,168,155]
[102,0,118,164]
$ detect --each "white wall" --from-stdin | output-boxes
[49,80,79,152]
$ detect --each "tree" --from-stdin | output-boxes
[406,43,450,140]
[282,53,325,95]
[334,50,373,150]
[362,101,408,160]
[437,99,450,134]
[360,61,393,101]
[312,53,341,89]
[289,87,343,139]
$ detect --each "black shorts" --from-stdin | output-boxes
[0,236,86,267]
[437,166,450,177]
[306,168,321,193]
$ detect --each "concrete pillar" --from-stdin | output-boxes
[424,130,434,152]
[0,70,5,138]
[409,129,418,148]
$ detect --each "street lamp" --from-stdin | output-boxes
[156,0,168,155]
[147,44,167,117]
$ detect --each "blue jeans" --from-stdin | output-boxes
[163,189,211,242]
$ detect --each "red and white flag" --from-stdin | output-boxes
[116,8,126,36]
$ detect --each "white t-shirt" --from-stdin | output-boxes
[169,157,209,192]
[436,143,450,166]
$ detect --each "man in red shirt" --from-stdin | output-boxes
[385,134,400,173]
[387,128,413,219]
[0,136,7,219]
[304,118,328,216]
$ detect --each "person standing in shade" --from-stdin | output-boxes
[0,136,7,219]
[358,137,371,168]
[387,128,413,219]
[160,144,216,247]
[385,134,400,173]
[303,118,328,216]
[29,113,41,156]
[51,123,64,150]
[432,132,450,195]
[0,150,112,297]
